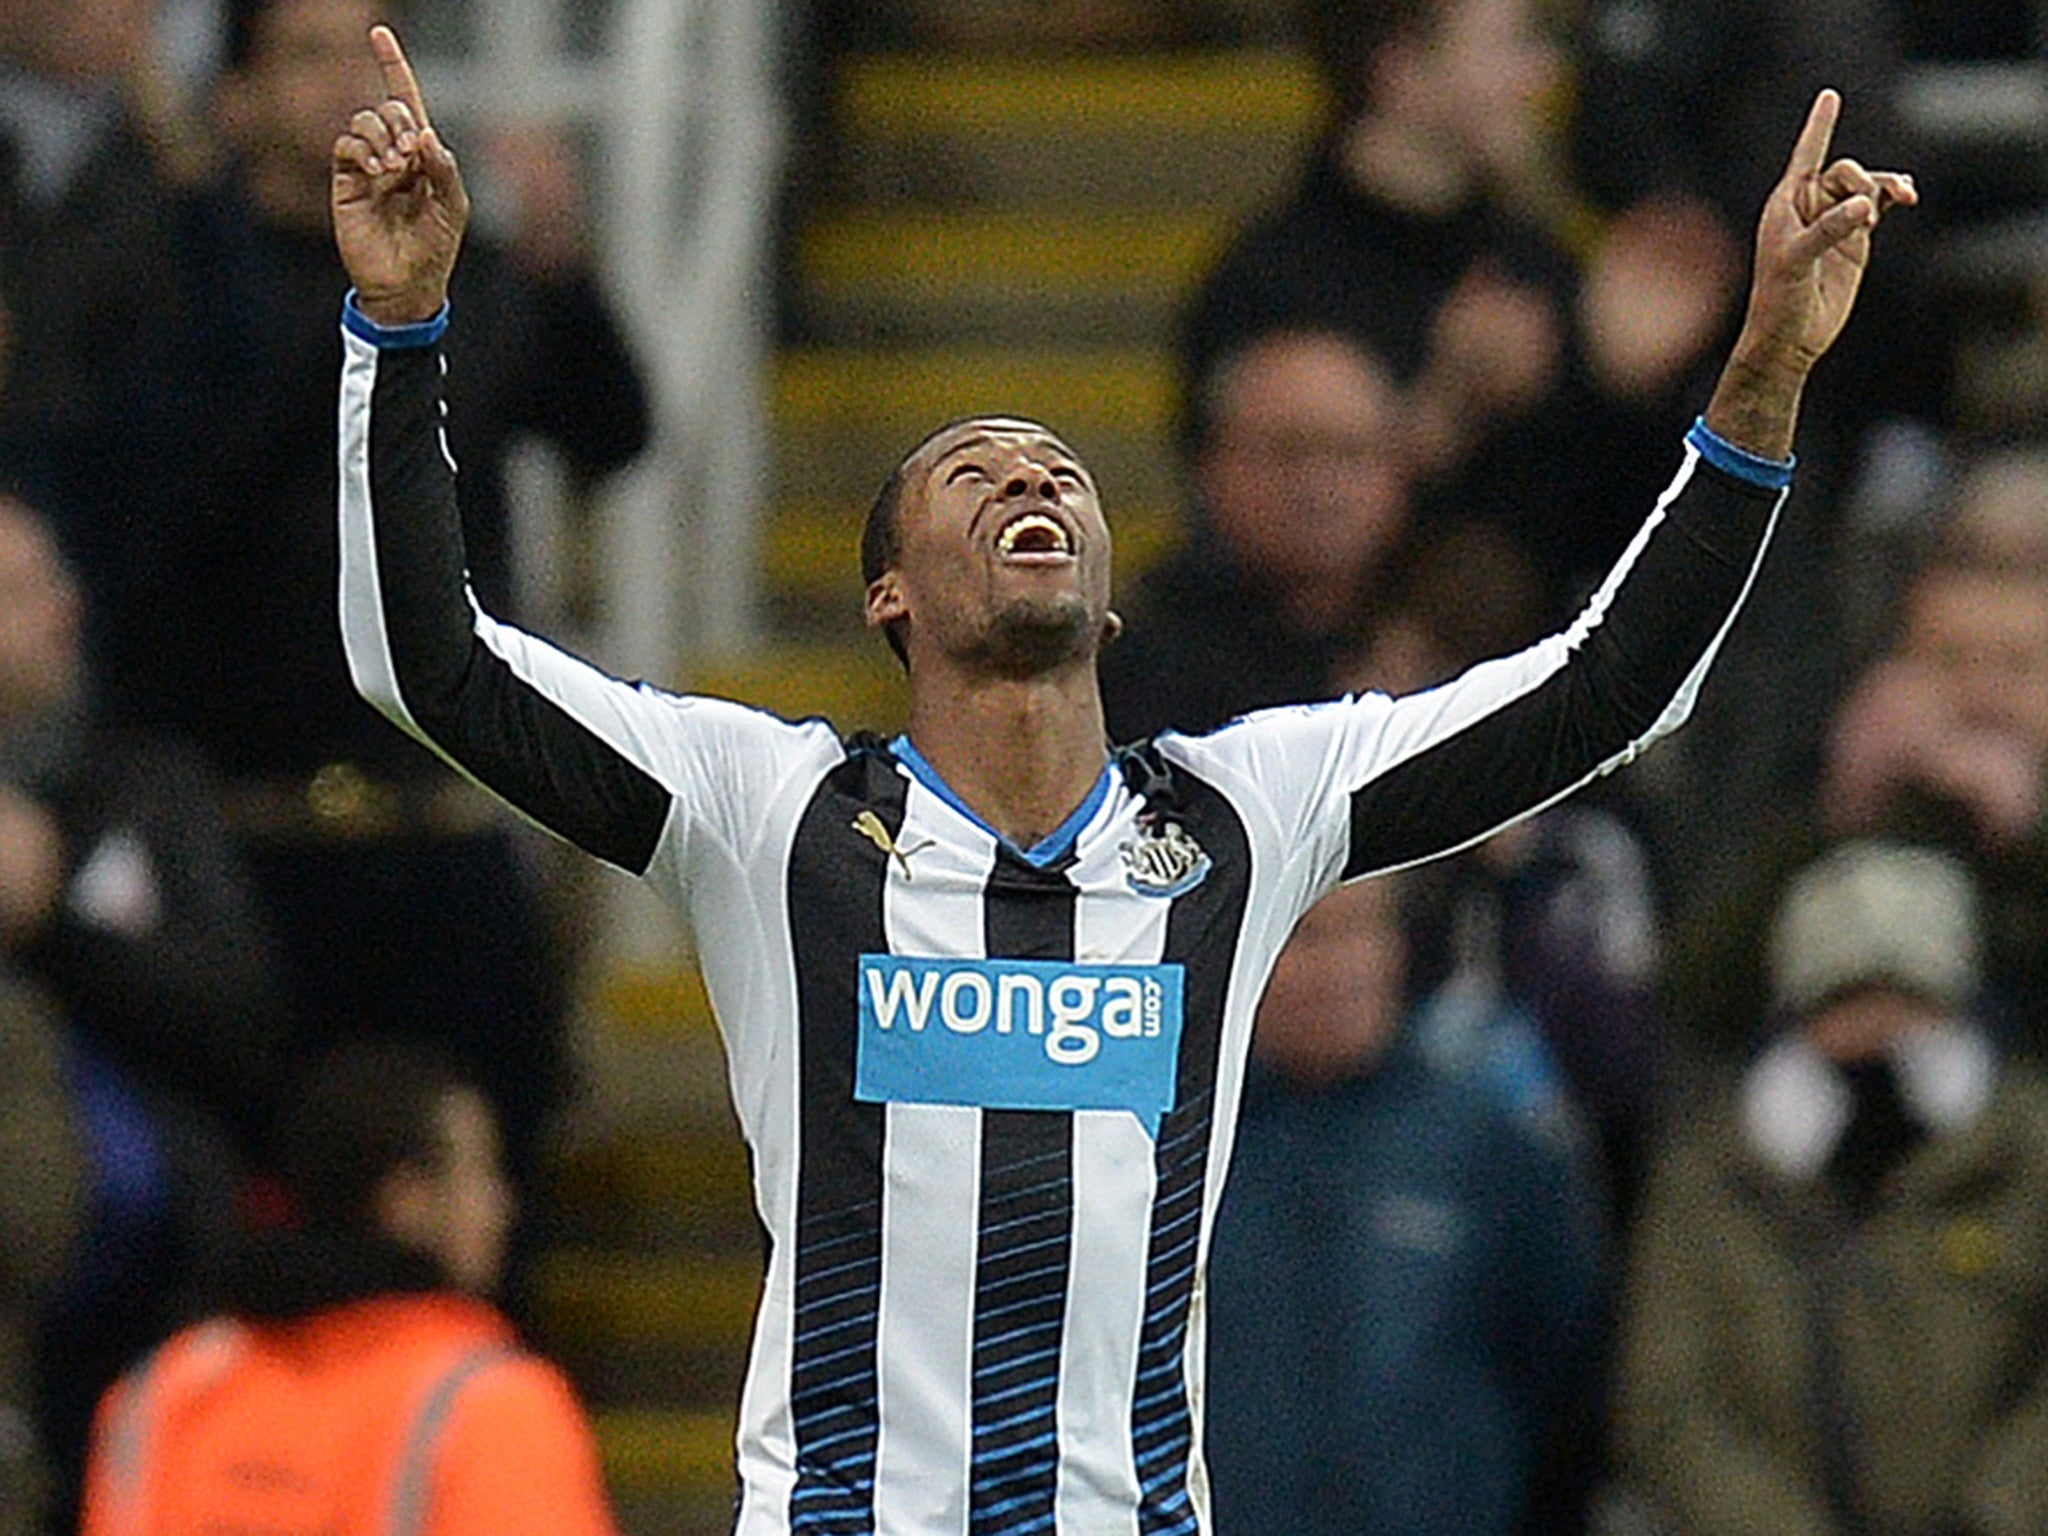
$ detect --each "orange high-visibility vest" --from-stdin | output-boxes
[80,1293,619,1536]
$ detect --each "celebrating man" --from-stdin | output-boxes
[332,27,1909,1534]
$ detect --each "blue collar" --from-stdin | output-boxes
[890,734,1113,868]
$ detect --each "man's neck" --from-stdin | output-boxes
[1339,114,1475,217]
[902,661,1110,851]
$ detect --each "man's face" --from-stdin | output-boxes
[414,1087,514,1296]
[4,0,155,83]
[1197,332,1407,606]
[1408,0,1560,181]
[1803,986,1941,1064]
[221,0,385,189]
[1253,877,1408,1085]
[0,503,82,725]
[1904,566,2048,752]
[867,418,1115,677]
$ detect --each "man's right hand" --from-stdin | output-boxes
[331,25,470,326]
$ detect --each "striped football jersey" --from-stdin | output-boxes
[337,304,1789,1535]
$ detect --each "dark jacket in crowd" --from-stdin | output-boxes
[1179,136,1702,614]
[111,196,651,781]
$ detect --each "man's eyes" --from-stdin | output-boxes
[943,462,1088,488]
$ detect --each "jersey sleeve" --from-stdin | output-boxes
[337,301,840,877]
[1166,426,1787,900]
[426,1356,621,1536]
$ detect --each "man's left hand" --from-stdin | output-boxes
[1735,89,1916,380]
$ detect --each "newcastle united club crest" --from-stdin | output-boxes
[1120,816,1211,898]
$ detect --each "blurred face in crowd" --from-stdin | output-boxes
[1374,0,1561,183]
[379,1086,514,1295]
[1942,453,2048,569]
[1252,877,1409,1087]
[1433,0,1560,180]
[0,498,83,726]
[1804,985,1945,1065]
[218,0,386,222]
[1901,564,2048,755]
[1197,331,1408,632]
[0,0,156,83]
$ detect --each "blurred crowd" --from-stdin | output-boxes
[1093,2,2048,1533]
[8,0,2048,1531]
[0,0,649,1529]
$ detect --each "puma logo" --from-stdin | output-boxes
[853,810,935,879]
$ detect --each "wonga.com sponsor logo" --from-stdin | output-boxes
[855,954,1185,1134]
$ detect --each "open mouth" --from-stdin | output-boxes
[995,512,1074,559]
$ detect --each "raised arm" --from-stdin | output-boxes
[1360,91,1912,868]
[1172,92,1914,892]
[330,27,674,871]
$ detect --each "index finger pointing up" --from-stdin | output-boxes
[1781,88,1841,185]
[369,24,432,129]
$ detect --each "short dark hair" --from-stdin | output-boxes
[859,417,991,668]
[1298,0,1443,120]
[276,1035,469,1232]
[860,461,912,668]
[225,0,406,73]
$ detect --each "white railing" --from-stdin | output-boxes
[423,0,786,674]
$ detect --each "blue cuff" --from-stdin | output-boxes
[1687,416,1795,491]
[341,289,450,349]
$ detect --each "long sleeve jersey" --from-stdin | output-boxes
[336,302,1789,1536]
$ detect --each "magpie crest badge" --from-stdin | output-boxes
[1120,818,1210,897]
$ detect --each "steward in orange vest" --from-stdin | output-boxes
[79,1038,619,1536]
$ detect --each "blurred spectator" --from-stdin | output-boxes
[1101,326,1411,739]
[0,977,84,1536]
[0,490,291,1528]
[1113,323,1627,1527]
[1824,539,2048,1039]
[1205,872,1609,1536]
[1615,840,2048,1536]
[1576,0,1934,375]
[1173,0,1897,908]
[112,0,656,1269]
[79,1035,620,1536]
[1670,446,2048,1066]
[0,0,220,678]
[1569,0,1913,239]
[806,0,1247,50]
[1180,0,1742,622]
[1566,0,1942,452]
[1570,0,2023,320]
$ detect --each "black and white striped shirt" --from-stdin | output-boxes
[337,302,1789,1536]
